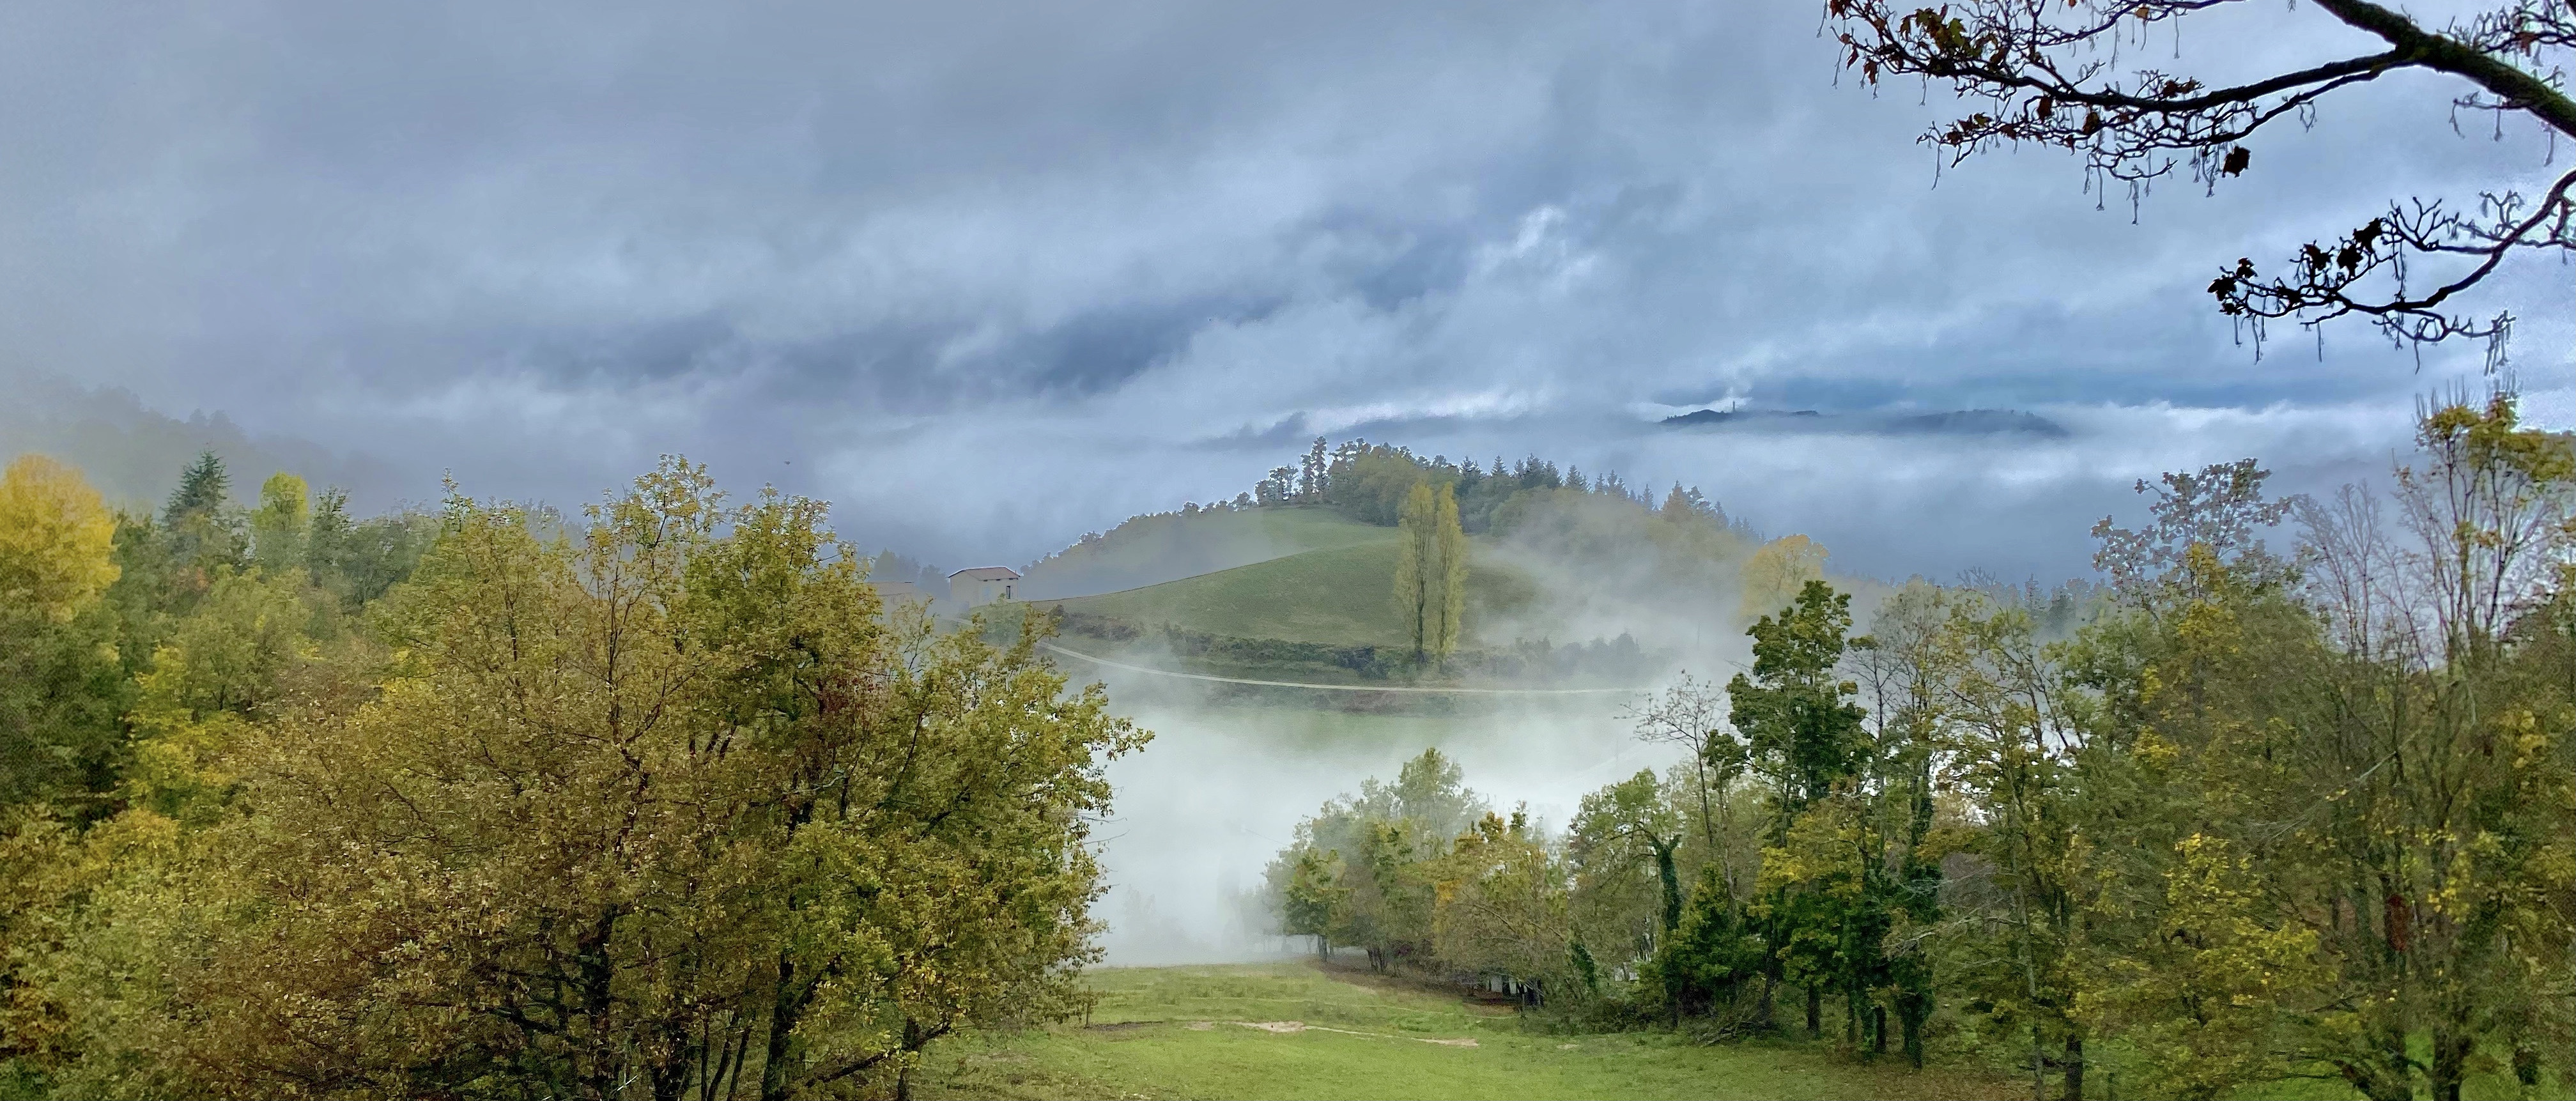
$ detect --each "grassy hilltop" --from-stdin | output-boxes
[1021,506,1397,599]
[1041,539,1538,650]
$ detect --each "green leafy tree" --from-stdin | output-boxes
[1730,580,1868,826]
[21,458,1146,1100]
[1845,581,1957,1066]
[247,473,307,574]
[1727,580,1872,1040]
[1279,848,1346,959]
[1266,749,1485,973]
[1431,811,1571,1003]
[1650,867,1769,1027]
[1570,770,1686,946]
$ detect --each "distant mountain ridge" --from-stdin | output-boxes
[1662,406,2067,438]
[0,374,410,511]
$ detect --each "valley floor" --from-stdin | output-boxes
[913,961,2019,1101]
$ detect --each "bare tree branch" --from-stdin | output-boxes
[1824,0,2576,359]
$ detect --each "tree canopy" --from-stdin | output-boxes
[0,452,1146,1100]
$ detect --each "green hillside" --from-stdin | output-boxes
[1021,506,1394,599]
[1044,539,1535,649]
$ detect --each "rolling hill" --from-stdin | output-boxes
[1042,539,1537,649]
[1019,506,1396,599]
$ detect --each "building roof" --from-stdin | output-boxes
[948,566,1021,581]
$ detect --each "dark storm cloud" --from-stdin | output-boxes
[0,0,2563,574]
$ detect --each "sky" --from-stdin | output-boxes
[2,0,2570,582]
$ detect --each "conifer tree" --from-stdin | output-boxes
[162,451,228,527]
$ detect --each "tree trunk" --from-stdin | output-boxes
[1872,1005,1888,1057]
[2430,1025,2471,1101]
[759,951,811,1101]
[893,1018,924,1101]
[649,1022,694,1101]
[2061,1035,2083,1101]
[1653,840,1681,933]
[575,909,622,1101]
[1805,985,1821,1038]
[2030,1021,2046,1101]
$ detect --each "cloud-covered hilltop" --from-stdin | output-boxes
[1660,408,2069,438]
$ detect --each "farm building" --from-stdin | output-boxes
[947,566,1021,606]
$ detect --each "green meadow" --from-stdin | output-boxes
[914,962,2018,1101]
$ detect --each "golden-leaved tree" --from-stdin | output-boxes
[0,455,126,812]
[36,459,1144,1100]
[1738,534,1826,626]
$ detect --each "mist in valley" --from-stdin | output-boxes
[1084,682,1685,966]
[1066,507,1777,966]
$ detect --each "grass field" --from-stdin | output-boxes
[1045,542,1538,649]
[1022,507,1397,599]
[913,962,2017,1101]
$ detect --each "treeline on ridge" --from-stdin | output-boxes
[1035,436,1762,569]
[1035,436,1846,663]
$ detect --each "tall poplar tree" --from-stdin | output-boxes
[1395,482,1435,661]
[1432,482,1467,659]
[1394,481,1467,663]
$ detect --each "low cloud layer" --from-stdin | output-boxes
[2,0,2566,580]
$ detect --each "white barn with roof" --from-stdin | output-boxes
[948,566,1021,606]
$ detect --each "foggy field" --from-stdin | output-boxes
[1089,690,1669,967]
[913,962,2019,1100]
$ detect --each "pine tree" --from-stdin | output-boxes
[164,450,229,527]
